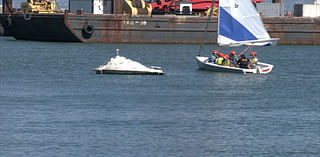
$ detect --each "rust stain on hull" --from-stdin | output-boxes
[1,13,320,45]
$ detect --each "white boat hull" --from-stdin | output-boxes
[95,69,164,75]
[196,56,273,74]
[95,66,164,75]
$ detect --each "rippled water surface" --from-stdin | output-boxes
[0,37,319,156]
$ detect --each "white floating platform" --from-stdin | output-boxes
[94,55,164,75]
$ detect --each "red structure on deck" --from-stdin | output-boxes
[148,0,265,14]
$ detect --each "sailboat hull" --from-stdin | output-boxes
[196,56,273,74]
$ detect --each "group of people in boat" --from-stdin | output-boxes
[208,50,258,69]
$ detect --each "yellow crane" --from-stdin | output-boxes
[122,0,152,16]
[20,0,56,13]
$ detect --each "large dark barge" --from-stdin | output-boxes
[1,0,320,45]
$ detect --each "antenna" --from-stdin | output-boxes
[116,48,119,56]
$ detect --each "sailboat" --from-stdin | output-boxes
[196,0,279,74]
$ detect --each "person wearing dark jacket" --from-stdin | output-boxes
[238,54,251,69]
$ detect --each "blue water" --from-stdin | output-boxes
[0,37,320,156]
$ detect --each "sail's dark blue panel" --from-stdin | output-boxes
[219,7,257,42]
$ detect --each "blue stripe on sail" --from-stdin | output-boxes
[219,7,257,42]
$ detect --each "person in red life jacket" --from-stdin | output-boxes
[250,52,258,68]
[238,54,251,69]
[208,50,218,63]
[229,50,239,67]
[216,53,224,65]
[223,55,231,66]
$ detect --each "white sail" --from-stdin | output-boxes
[218,0,278,47]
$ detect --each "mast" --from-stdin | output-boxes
[113,0,123,14]
[198,0,216,56]
[2,0,13,14]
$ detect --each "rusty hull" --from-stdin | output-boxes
[263,16,320,45]
[66,14,218,44]
[66,14,320,45]
[1,13,320,45]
